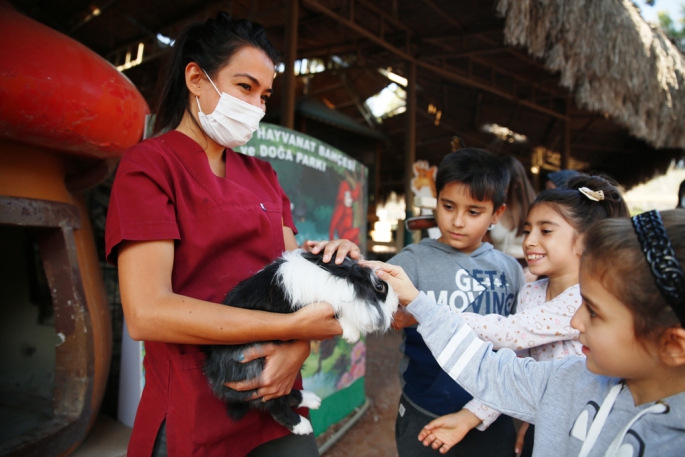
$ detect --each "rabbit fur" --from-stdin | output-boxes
[202,249,398,434]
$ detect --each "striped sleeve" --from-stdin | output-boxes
[406,292,559,424]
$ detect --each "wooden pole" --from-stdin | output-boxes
[562,98,571,170]
[404,62,417,246]
[281,0,298,129]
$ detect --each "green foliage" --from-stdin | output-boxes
[657,4,685,52]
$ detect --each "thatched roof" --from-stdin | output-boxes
[497,0,685,150]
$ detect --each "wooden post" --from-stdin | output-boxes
[404,62,417,246]
[562,99,571,170]
[281,0,298,129]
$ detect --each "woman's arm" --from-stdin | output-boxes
[118,239,342,344]
[283,226,299,251]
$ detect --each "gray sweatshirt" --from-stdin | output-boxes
[389,239,524,417]
[408,292,685,457]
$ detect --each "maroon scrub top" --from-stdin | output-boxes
[106,130,302,457]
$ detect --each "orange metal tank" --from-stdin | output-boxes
[0,1,149,455]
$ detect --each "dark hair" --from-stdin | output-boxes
[677,179,685,209]
[153,12,280,134]
[501,156,536,236]
[581,210,684,340]
[435,148,509,210]
[530,175,629,235]
[546,169,581,189]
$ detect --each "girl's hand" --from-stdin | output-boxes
[224,340,311,402]
[289,302,342,341]
[305,239,361,264]
[391,307,418,330]
[418,409,482,454]
[360,261,420,305]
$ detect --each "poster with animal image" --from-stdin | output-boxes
[235,123,368,434]
[236,123,367,253]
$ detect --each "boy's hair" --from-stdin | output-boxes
[581,210,684,341]
[435,148,509,210]
[530,175,629,235]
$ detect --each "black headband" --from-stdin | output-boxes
[632,210,685,325]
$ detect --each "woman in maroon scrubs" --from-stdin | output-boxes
[106,13,354,457]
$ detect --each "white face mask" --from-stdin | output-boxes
[196,69,265,149]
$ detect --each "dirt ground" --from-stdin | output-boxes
[319,330,403,457]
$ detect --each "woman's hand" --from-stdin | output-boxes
[418,409,482,454]
[360,261,420,306]
[304,239,361,264]
[289,302,342,341]
[224,339,311,402]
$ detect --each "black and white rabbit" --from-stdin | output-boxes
[202,249,398,434]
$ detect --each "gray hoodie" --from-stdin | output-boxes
[407,292,685,457]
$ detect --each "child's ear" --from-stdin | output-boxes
[658,326,685,367]
[572,234,585,257]
[490,204,506,225]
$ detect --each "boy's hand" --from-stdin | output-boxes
[418,409,482,454]
[305,239,361,264]
[391,307,417,330]
[515,421,530,455]
[360,261,419,305]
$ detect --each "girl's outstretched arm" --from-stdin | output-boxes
[370,261,561,424]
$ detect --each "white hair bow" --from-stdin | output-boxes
[578,187,604,202]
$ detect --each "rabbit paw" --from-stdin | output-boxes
[299,390,322,409]
[292,416,314,435]
[339,319,361,343]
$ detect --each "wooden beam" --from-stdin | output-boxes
[507,103,520,129]
[281,0,299,129]
[301,0,568,120]
[404,61,417,244]
[333,100,356,109]
[418,9,570,101]
[421,26,505,43]
[562,98,571,169]
[423,46,509,60]
[416,134,454,147]
[340,73,378,128]
[415,108,489,150]
[309,82,346,96]
[418,0,462,29]
[540,117,558,148]
[357,0,413,34]
[473,91,483,129]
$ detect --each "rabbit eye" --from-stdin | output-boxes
[374,282,387,293]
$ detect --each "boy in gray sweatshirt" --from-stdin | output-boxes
[389,148,525,457]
